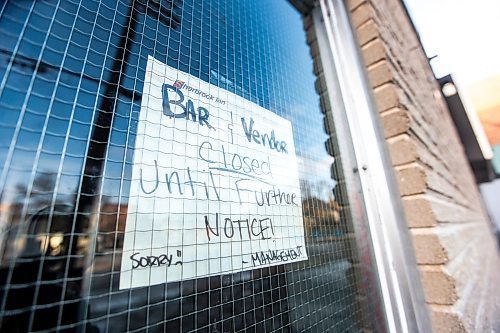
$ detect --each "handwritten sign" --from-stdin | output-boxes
[119,56,308,289]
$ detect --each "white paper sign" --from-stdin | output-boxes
[119,56,308,289]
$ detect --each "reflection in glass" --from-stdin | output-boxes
[0,0,383,332]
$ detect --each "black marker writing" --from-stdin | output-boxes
[130,250,182,269]
[250,246,303,267]
[204,213,275,241]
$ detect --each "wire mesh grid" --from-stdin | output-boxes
[0,0,384,332]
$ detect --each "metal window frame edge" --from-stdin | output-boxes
[309,0,432,332]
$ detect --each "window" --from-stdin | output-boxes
[0,1,385,332]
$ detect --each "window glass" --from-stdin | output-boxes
[0,1,384,332]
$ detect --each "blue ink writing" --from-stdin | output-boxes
[162,83,214,130]
[241,117,288,154]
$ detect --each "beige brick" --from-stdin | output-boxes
[374,83,399,112]
[397,164,426,195]
[367,59,392,87]
[345,0,500,330]
[314,74,327,95]
[356,20,379,46]
[412,230,448,264]
[350,3,372,28]
[381,108,410,137]
[430,306,466,333]
[305,23,316,46]
[346,0,366,11]
[302,13,313,30]
[388,135,417,165]
[421,267,457,304]
[361,39,386,66]
[402,196,436,228]
[308,39,320,60]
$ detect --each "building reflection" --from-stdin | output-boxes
[0,175,85,331]
[0,0,372,331]
[0,177,358,332]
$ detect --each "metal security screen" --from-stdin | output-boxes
[0,0,386,332]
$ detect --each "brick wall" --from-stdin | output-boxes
[346,0,500,331]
